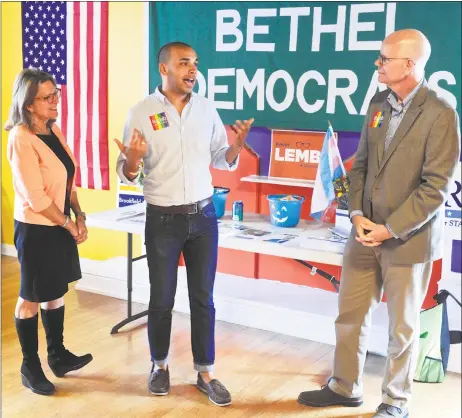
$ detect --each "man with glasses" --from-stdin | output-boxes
[297,29,460,417]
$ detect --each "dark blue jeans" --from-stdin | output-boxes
[144,202,218,372]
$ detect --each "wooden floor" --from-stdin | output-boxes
[1,256,460,417]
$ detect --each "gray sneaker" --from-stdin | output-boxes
[196,373,231,407]
[148,365,170,396]
[298,385,363,407]
[373,403,409,417]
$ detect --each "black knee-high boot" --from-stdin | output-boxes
[15,315,55,395]
[40,306,93,378]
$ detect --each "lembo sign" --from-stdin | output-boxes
[269,130,330,180]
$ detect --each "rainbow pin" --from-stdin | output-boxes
[370,111,384,128]
[149,112,170,131]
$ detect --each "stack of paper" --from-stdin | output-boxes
[299,232,346,254]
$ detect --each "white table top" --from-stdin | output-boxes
[87,203,345,266]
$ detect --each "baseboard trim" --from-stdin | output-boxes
[2,244,17,257]
[75,265,390,357]
[74,265,462,374]
[3,248,460,374]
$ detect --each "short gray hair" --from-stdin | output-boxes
[4,68,57,131]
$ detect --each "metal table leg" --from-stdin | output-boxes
[110,233,149,334]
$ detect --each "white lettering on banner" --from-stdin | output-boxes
[349,3,386,51]
[196,71,207,96]
[266,70,294,112]
[360,70,388,115]
[208,68,236,109]
[275,148,321,163]
[236,68,265,110]
[246,8,277,52]
[385,2,396,36]
[297,70,326,113]
[312,6,347,52]
[428,71,458,110]
[216,3,396,52]
[211,2,461,116]
[326,70,359,114]
[195,69,457,114]
[360,70,459,115]
[216,10,243,52]
[279,7,311,52]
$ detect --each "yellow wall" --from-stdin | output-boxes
[1,2,146,259]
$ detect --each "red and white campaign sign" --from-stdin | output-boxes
[269,130,334,180]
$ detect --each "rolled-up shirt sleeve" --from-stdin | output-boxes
[9,137,52,212]
[210,107,239,171]
[116,108,143,185]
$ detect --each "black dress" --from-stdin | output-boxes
[14,131,82,302]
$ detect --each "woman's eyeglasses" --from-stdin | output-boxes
[34,88,61,104]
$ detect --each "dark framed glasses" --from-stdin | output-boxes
[378,53,412,66]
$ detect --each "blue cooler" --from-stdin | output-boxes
[212,187,230,219]
[267,194,305,227]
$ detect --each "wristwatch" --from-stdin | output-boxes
[76,211,87,220]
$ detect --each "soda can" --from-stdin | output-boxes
[232,201,244,221]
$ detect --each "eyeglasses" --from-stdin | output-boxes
[34,88,61,104]
[378,53,412,66]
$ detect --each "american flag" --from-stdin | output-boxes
[21,1,109,190]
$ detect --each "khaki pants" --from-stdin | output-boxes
[328,235,432,409]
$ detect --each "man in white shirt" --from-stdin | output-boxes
[116,42,253,407]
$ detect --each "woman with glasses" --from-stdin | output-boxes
[5,68,92,396]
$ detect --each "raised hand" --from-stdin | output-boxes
[114,128,147,163]
[229,118,254,149]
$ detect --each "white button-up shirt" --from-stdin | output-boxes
[117,87,238,206]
